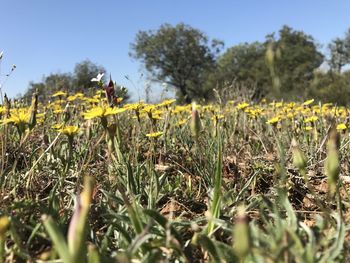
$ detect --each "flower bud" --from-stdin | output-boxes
[0,216,10,236]
[28,92,38,130]
[105,75,115,105]
[291,138,307,172]
[85,120,92,141]
[233,206,251,258]
[190,102,201,139]
[62,103,71,123]
[325,128,340,194]
[4,94,11,117]
[68,176,95,261]
[191,232,199,246]
[265,43,274,65]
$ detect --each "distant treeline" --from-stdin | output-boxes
[23,24,350,105]
[22,60,129,103]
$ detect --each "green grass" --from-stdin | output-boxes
[0,96,350,262]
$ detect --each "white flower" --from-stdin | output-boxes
[91,72,104,82]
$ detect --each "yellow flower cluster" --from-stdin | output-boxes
[2,89,350,139]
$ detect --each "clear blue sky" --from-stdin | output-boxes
[1,0,350,99]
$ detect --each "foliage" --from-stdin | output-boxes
[309,70,350,105]
[269,26,324,99]
[21,24,350,105]
[4,23,350,261]
[328,29,350,73]
[22,60,107,102]
[73,60,106,92]
[130,23,223,103]
[208,25,324,102]
[204,41,270,101]
[24,73,73,103]
[1,87,350,261]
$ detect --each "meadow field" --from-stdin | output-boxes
[0,90,350,262]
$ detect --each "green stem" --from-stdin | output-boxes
[0,235,5,263]
[64,137,73,175]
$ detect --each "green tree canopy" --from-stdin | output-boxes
[268,25,324,99]
[328,29,350,73]
[309,70,350,105]
[73,60,106,92]
[209,25,324,101]
[23,73,73,102]
[130,23,223,103]
[205,42,269,101]
[23,60,114,102]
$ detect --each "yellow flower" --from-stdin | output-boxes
[211,114,224,121]
[95,90,104,95]
[58,125,79,136]
[303,99,314,106]
[304,126,313,131]
[84,97,100,104]
[286,102,296,108]
[304,116,318,123]
[52,124,63,130]
[0,106,5,114]
[266,116,280,125]
[172,105,190,114]
[236,102,249,110]
[53,109,63,114]
[52,91,67,97]
[336,123,347,131]
[114,97,123,104]
[123,102,144,111]
[67,95,78,102]
[270,102,283,108]
[152,114,163,120]
[83,106,126,120]
[37,118,44,124]
[141,105,156,114]
[286,112,295,119]
[177,119,187,126]
[2,108,30,125]
[246,108,263,117]
[158,99,176,107]
[146,131,163,138]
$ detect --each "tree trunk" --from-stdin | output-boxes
[178,84,191,104]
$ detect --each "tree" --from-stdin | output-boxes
[206,26,323,101]
[22,60,109,102]
[328,29,350,73]
[23,73,73,103]
[308,70,350,105]
[204,42,269,101]
[130,23,223,103]
[73,60,106,92]
[45,73,74,93]
[265,26,324,99]
[23,82,46,103]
